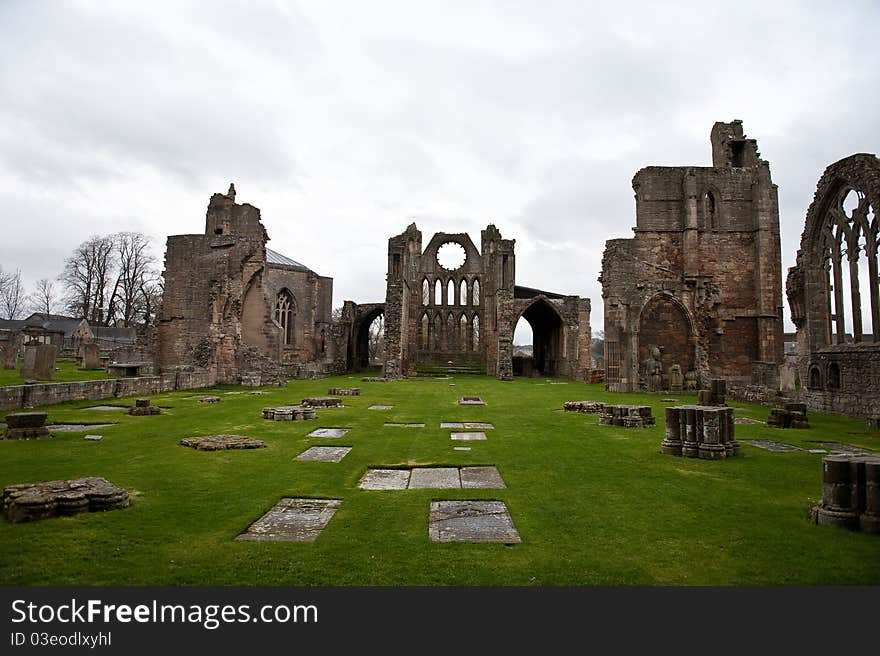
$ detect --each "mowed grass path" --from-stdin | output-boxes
[0,375,878,586]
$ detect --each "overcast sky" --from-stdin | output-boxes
[1,1,877,342]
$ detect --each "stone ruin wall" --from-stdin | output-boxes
[601,121,784,393]
[786,154,880,419]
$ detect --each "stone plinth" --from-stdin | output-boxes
[3,476,130,523]
[697,379,727,406]
[327,388,360,396]
[811,454,880,534]
[563,401,606,414]
[661,405,739,460]
[598,405,655,428]
[128,399,161,416]
[767,406,811,429]
[302,397,343,408]
[3,412,50,440]
[20,344,56,380]
[262,406,316,421]
[79,343,102,370]
[179,435,265,451]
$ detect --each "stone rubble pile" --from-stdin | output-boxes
[767,402,810,429]
[661,405,740,459]
[327,388,361,396]
[261,406,317,421]
[599,405,655,428]
[563,401,606,414]
[697,379,727,406]
[3,477,130,523]
[302,397,343,408]
[179,435,266,451]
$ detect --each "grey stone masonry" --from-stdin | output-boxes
[302,397,343,408]
[3,477,130,523]
[563,401,606,414]
[598,405,655,428]
[3,412,50,440]
[262,406,316,421]
[328,388,360,396]
[811,454,880,534]
[661,405,739,459]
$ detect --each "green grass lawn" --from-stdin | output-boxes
[0,357,111,385]
[0,375,878,586]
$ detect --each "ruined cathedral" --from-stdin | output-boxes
[600,121,784,393]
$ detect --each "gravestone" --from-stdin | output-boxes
[428,501,521,543]
[295,446,352,462]
[79,342,102,370]
[0,341,17,369]
[358,469,411,490]
[409,468,461,489]
[668,365,683,392]
[20,344,56,380]
[236,498,341,542]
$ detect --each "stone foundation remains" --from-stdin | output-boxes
[3,477,130,523]
[327,388,360,396]
[697,379,727,406]
[563,401,606,414]
[811,454,880,534]
[302,397,343,408]
[3,412,50,440]
[767,402,810,429]
[599,405,656,428]
[661,405,739,459]
[128,399,161,416]
[262,406,316,421]
[179,435,265,451]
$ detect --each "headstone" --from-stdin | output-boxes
[79,342,102,370]
[20,344,56,380]
[0,341,18,369]
[668,364,683,392]
[358,469,411,490]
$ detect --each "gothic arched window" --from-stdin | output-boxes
[275,289,295,346]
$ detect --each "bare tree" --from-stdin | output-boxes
[0,267,26,320]
[28,278,58,319]
[106,232,157,326]
[368,314,384,363]
[60,235,115,322]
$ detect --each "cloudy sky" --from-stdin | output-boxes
[1,1,877,341]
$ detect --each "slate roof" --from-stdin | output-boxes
[266,248,314,274]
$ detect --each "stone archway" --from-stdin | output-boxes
[638,294,695,387]
[352,306,385,371]
[515,299,564,377]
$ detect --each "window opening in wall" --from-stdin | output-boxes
[434,279,442,306]
[320,329,326,353]
[392,253,401,278]
[447,313,455,350]
[705,191,716,229]
[214,228,223,235]
[502,255,509,288]
[421,313,429,349]
[434,314,441,350]
[473,279,480,305]
[472,314,480,350]
[460,279,468,305]
[731,141,745,168]
[828,362,841,389]
[460,313,468,351]
[447,279,455,306]
[422,279,430,305]
[809,365,822,389]
[275,290,294,346]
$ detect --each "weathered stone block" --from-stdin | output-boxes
[3,477,130,523]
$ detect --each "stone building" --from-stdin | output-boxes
[600,120,784,392]
[155,185,335,384]
[381,223,591,379]
[786,154,880,418]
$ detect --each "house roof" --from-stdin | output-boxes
[266,248,314,273]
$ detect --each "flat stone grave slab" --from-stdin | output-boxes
[368,405,394,410]
[745,440,802,452]
[429,500,521,544]
[84,435,103,442]
[459,397,485,406]
[460,466,506,489]
[808,441,877,455]
[451,432,487,441]
[307,428,350,439]
[295,446,352,463]
[409,467,461,489]
[48,424,116,432]
[453,446,472,451]
[358,469,411,490]
[180,435,266,451]
[198,396,221,404]
[81,406,128,412]
[463,422,494,430]
[236,498,341,542]
[3,476,130,523]
[735,417,765,425]
[384,423,426,428]
[441,422,464,428]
